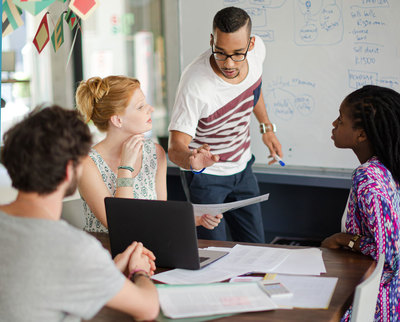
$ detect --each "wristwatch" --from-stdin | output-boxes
[347,234,362,251]
[260,123,276,134]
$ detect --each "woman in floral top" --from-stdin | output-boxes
[76,76,222,232]
[322,85,400,321]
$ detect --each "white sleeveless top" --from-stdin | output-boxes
[82,138,158,232]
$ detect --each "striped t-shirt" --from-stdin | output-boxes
[169,35,265,176]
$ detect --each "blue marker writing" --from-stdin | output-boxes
[274,155,285,167]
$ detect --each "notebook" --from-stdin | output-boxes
[104,197,228,270]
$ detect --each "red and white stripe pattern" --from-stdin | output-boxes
[189,77,262,162]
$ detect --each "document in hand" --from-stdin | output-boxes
[157,282,281,319]
[192,193,270,217]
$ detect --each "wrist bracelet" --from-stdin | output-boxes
[118,165,134,172]
[133,273,150,279]
[117,177,134,187]
[347,234,362,251]
[260,123,276,134]
[128,269,146,279]
[190,165,206,174]
[129,269,150,282]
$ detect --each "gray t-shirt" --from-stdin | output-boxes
[0,210,125,322]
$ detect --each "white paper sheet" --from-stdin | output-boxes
[271,248,326,275]
[153,245,326,284]
[204,246,233,253]
[269,275,338,309]
[204,247,325,275]
[192,193,270,216]
[152,264,246,285]
[211,244,291,273]
[157,282,279,319]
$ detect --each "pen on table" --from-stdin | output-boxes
[273,155,285,167]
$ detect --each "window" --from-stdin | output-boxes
[81,0,168,142]
[1,3,76,145]
[1,13,30,145]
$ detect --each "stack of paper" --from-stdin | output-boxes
[212,244,291,272]
[152,244,326,285]
[152,264,245,285]
[156,274,338,319]
[157,282,279,319]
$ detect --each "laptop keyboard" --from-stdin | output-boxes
[199,256,210,263]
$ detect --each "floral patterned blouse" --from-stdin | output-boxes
[82,138,158,232]
[342,156,400,321]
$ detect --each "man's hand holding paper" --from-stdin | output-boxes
[195,214,223,229]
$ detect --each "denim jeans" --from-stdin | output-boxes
[181,155,265,243]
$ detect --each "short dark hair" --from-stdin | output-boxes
[345,85,400,182]
[1,105,92,194]
[213,6,252,35]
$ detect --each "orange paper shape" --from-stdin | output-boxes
[33,14,50,54]
[69,0,99,20]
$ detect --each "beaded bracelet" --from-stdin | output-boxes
[118,165,134,172]
[190,165,206,174]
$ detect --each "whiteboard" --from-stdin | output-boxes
[178,0,400,170]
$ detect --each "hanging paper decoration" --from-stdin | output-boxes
[51,12,64,52]
[65,8,79,31]
[69,0,99,20]
[2,0,24,37]
[12,0,57,16]
[33,13,50,54]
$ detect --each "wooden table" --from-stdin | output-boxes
[86,232,374,322]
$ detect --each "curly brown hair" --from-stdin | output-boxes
[1,105,92,194]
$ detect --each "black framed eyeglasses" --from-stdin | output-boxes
[212,38,251,62]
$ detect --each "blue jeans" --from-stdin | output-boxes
[181,155,265,243]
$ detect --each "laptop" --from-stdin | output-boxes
[104,197,228,270]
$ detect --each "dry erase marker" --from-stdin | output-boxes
[274,155,285,167]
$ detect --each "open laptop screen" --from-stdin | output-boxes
[105,197,202,269]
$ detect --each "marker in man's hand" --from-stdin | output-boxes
[273,155,285,167]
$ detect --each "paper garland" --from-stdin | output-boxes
[51,12,65,52]
[65,8,79,30]
[2,0,24,37]
[32,13,50,54]
[68,0,98,20]
[33,9,80,54]
[4,0,99,55]
[12,0,57,16]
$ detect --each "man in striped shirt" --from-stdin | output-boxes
[168,6,282,242]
